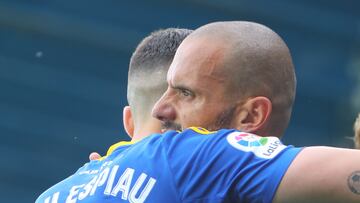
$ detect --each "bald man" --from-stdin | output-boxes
[35,28,192,203]
[154,21,295,138]
[152,21,360,202]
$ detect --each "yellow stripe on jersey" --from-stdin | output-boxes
[98,141,135,161]
[98,128,214,161]
[189,127,217,135]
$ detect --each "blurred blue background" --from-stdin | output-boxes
[0,0,360,202]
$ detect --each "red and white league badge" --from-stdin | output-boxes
[226,132,286,159]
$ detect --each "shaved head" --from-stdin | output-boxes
[187,21,296,136]
[153,21,296,137]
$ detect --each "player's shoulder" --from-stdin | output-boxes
[160,127,300,160]
[157,127,238,156]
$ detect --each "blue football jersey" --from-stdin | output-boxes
[36,127,302,203]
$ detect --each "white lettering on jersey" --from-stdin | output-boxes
[78,176,97,200]
[104,165,119,195]
[227,132,286,159]
[89,167,110,195]
[53,193,59,203]
[66,184,85,203]
[58,165,156,203]
[44,192,59,203]
[78,170,99,175]
[129,173,157,203]
[111,167,134,199]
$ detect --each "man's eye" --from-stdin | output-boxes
[180,89,192,97]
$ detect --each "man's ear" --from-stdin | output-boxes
[123,106,134,138]
[236,96,272,133]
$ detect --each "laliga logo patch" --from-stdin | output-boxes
[226,132,286,159]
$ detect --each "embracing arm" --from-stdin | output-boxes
[273,147,360,203]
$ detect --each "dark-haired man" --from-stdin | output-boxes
[36,28,192,203]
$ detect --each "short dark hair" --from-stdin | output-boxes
[127,28,192,124]
[129,28,192,78]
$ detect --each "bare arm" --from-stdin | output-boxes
[273,147,360,203]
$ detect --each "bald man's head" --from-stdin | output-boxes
[153,21,296,137]
[128,28,192,132]
[190,22,296,136]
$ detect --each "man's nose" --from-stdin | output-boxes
[152,95,176,122]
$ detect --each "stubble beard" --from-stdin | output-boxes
[161,104,237,132]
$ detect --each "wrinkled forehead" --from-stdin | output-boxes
[167,36,228,83]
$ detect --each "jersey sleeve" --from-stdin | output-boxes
[162,128,302,203]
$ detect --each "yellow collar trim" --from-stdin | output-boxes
[97,128,214,161]
[98,141,135,161]
[188,127,217,135]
